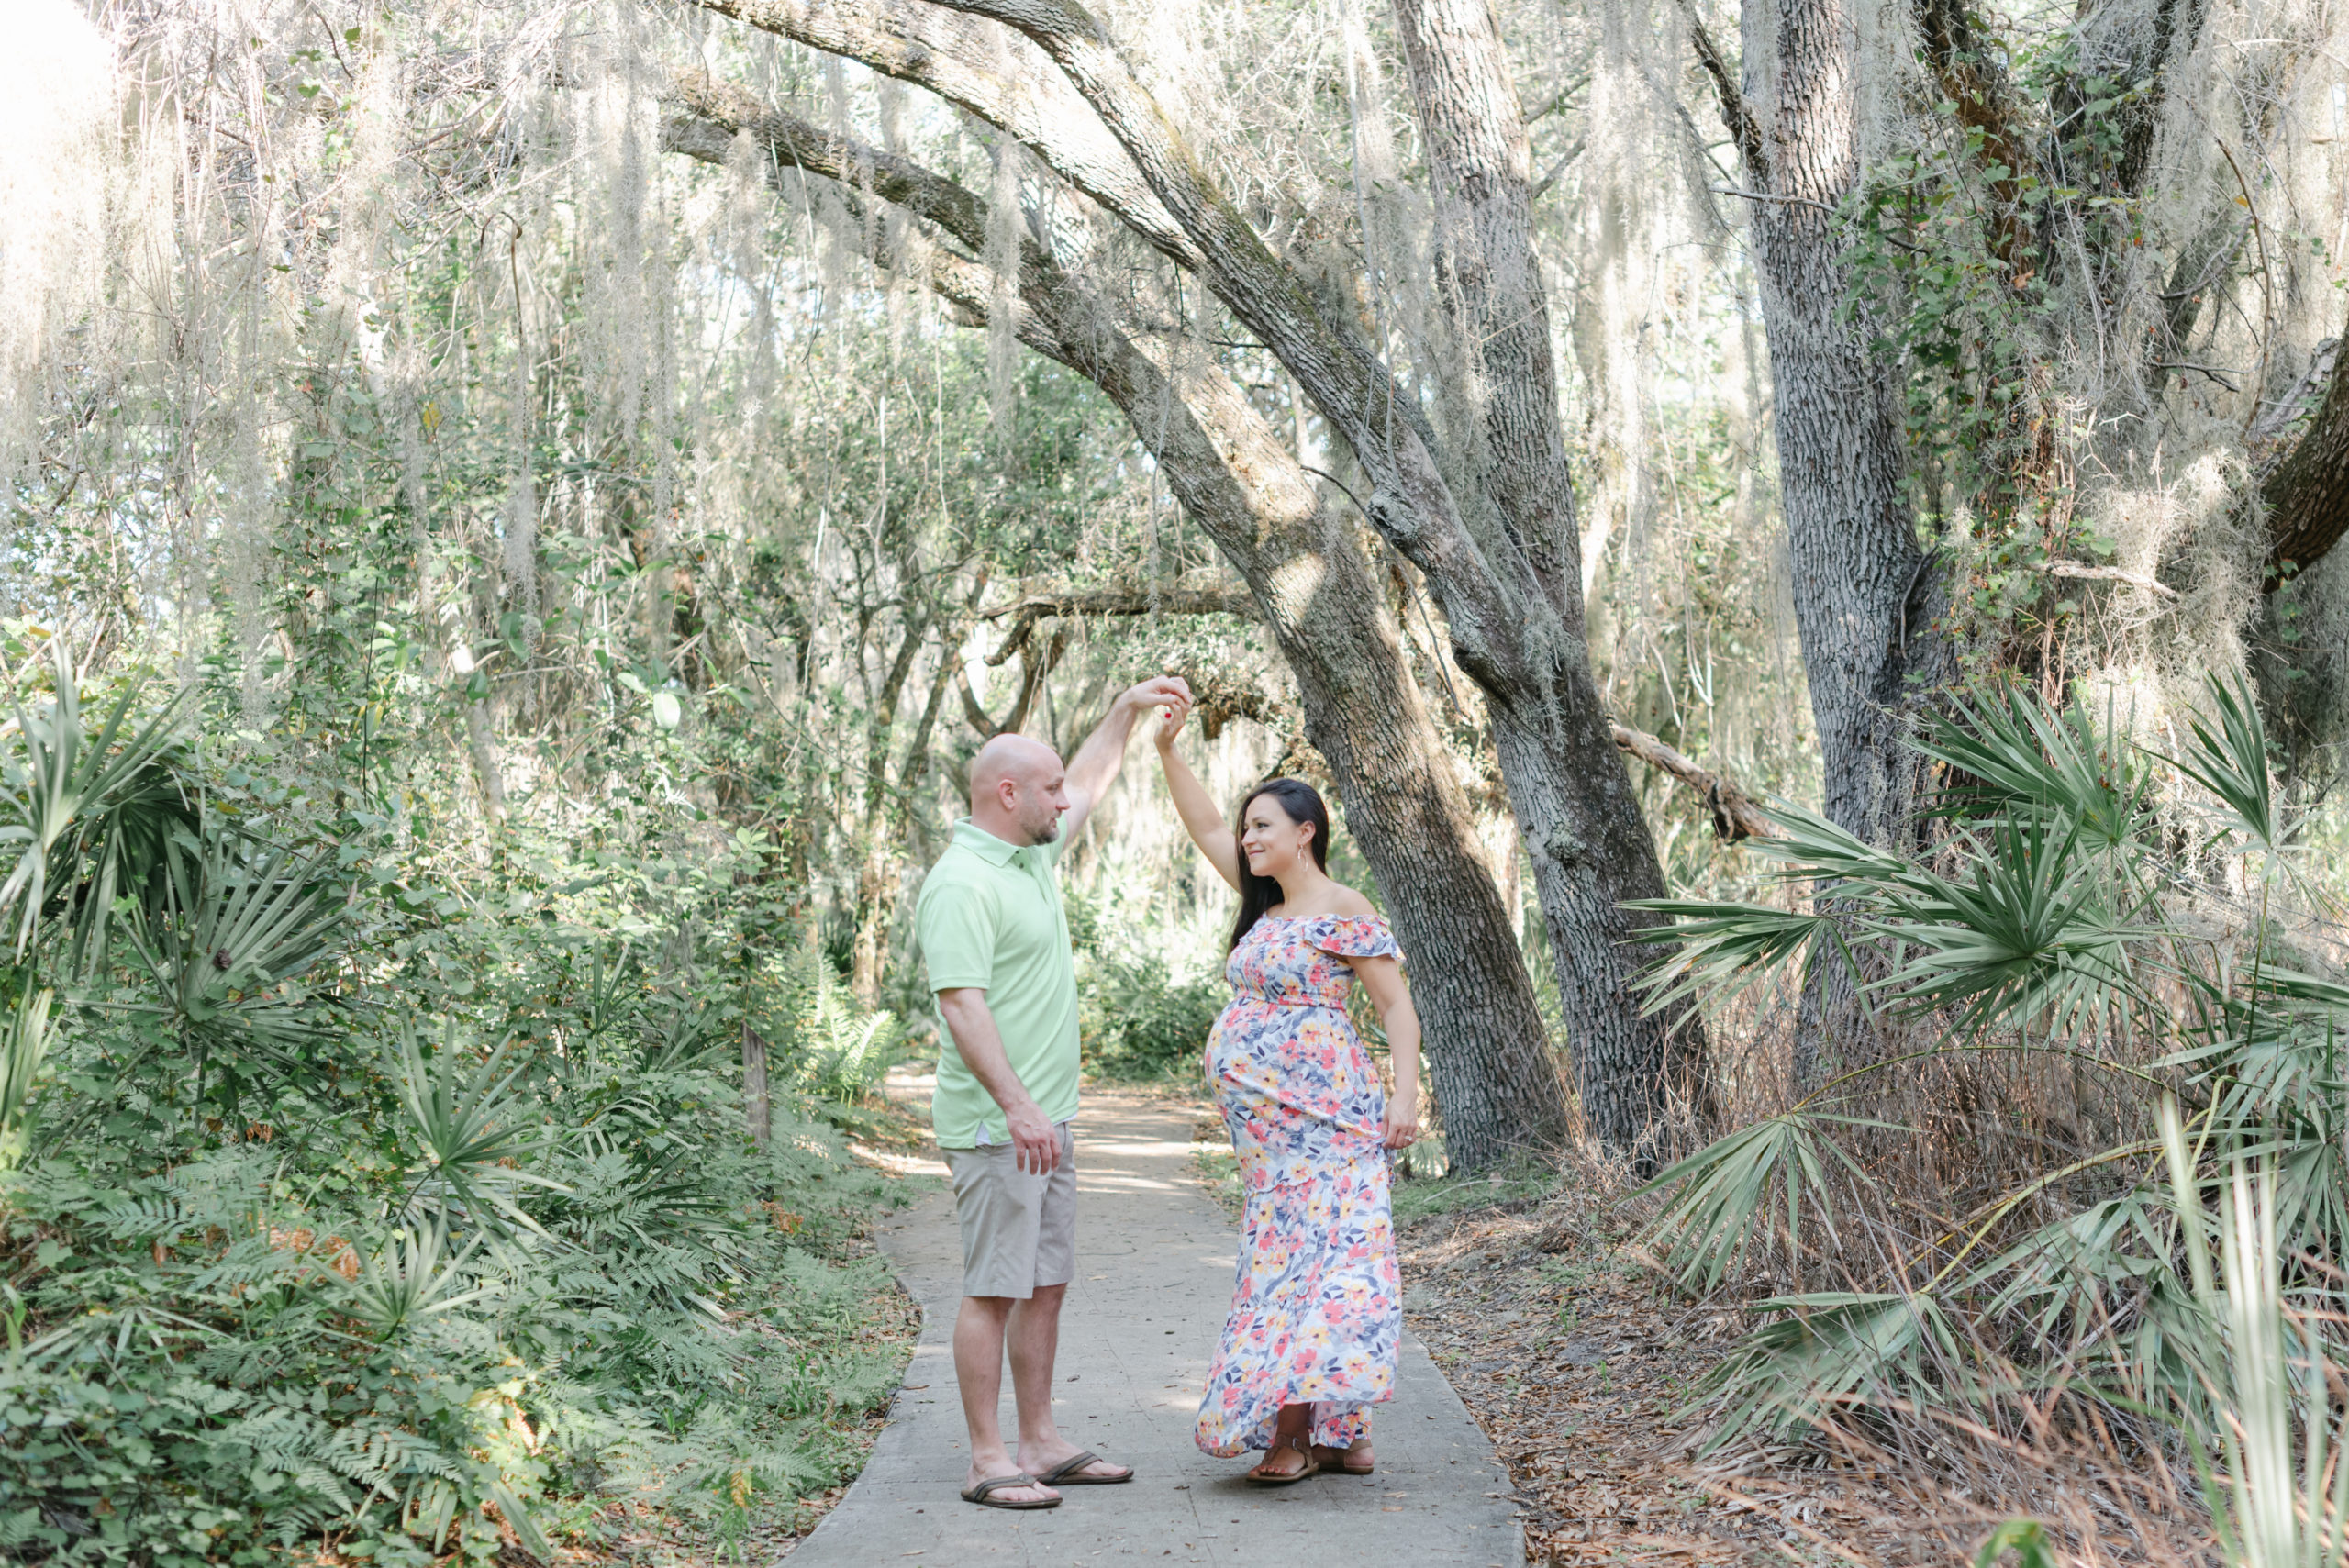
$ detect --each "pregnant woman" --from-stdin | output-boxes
[1154,698,1423,1485]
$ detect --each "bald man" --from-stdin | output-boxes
[914,675,1191,1509]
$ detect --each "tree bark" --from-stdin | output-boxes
[465,698,507,828]
[2263,333,2349,578]
[1725,1,1950,851]
[1684,0,1954,1081]
[1609,722,1774,841]
[662,87,1574,1167]
[850,607,930,1005]
[1388,0,1713,1154]
[743,1023,772,1151]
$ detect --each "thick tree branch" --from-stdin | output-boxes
[1609,722,1774,841]
[1391,0,1582,615]
[668,72,1029,265]
[1911,0,2031,260]
[885,0,1528,676]
[977,578,1259,665]
[979,581,1258,624]
[953,662,1000,738]
[1676,2,1766,184]
[2262,332,2349,580]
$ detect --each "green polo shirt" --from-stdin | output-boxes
[914,818,1082,1148]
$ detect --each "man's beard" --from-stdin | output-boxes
[1023,812,1063,846]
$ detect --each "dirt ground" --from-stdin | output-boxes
[1396,1177,2211,1568]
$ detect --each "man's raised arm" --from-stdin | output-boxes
[1060,676,1193,841]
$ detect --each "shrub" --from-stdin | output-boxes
[778,947,904,1105]
[1081,952,1224,1081]
[1630,675,2349,1508]
[0,652,917,1563]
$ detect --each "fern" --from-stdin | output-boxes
[779,951,903,1103]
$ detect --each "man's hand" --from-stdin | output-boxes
[1063,675,1197,840]
[1004,1097,1062,1174]
[1119,674,1194,719]
[936,987,1060,1170]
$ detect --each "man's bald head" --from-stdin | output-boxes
[971,733,1059,798]
[969,733,1071,846]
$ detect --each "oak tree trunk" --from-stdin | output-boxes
[1682,0,1953,1077]
[1740,0,1949,852]
[1390,0,1711,1157]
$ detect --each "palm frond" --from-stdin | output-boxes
[118,830,351,1083]
[2157,672,2280,852]
[1633,1112,1878,1293]
[1876,814,2143,1035]
[1626,900,1839,1016]
[346,1218,488,1340]
[1916,685,2152,851]
[1700,1290,1972,1448]
[393,1022,566,1238]
[0,982,53,1168]
[0,641,187,964]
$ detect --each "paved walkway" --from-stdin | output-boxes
[792,1088,1523,1566]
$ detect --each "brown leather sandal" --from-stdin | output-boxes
[1035,1449,1133,1485]
[1313,1443,1375,1475]
[1246,1436,1320,1486]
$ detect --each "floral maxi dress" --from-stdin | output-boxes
[1194,913,1403,1457]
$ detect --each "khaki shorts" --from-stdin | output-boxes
[941,1124,1075,1300]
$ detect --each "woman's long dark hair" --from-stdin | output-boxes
[1228,777,1330,951]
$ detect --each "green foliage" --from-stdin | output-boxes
[1629,676,2349,1504]
[778,947,905,1106]
[0,651,918,1565]
[1635,1114,1866,1295]
[2156,1116,2349,1568]
[1976,1518,2058,1568]
[0,645,190,972]
[1080,951,1225,1081]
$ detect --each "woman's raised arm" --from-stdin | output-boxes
[1153,700,1242,892]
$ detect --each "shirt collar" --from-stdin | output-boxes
[952,817,1027,866]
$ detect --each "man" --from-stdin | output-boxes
[914,674,1191,1509]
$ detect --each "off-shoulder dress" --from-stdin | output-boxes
[1193,912,1403,1458]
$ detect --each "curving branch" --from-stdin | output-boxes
[978,579,1260,666]
[683,0,1201,271]
[1676,2,1766,184]
[864,0,1520,662]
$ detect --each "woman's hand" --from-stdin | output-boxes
[1154,690,1193,750]
[1382,1090,1420,1151]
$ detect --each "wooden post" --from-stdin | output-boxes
[743,1023,771,1152]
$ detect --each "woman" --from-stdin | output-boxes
[1154,698,1423,1485]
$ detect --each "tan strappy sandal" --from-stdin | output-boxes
[1314,1442,1375,1475]
[1246,1435,1321,1486]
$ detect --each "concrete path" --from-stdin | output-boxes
[794,1089,1523,1566]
